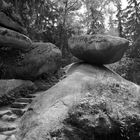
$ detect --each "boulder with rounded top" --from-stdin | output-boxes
[0,27,32,51]
[68,35,129,64]
[0,42,62,80]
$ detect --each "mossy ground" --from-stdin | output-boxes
[46,82,140,140]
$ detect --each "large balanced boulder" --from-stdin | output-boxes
[68,35,129,64]
[12,62,140,140]
[0,42,62,80]
[0,79,36,106]
[0,12,25,34]
[0,27,32,51]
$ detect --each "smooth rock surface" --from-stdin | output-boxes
[0,79,36,106]
[23,42,62,78]
[0,27,32,51]
[13,62,140,140]
[0,42,62,80]
[68,35,129,64]
[0,12,25,34]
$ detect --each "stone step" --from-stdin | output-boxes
[21,94,36,98]
[11,108,27,117]
[0,121,17,134]
[1,114,17,122]
[0,108,13,118]
[0,127,16,133]
[10,102,28,109]
[15,98,32,103]
[2,129,17,136]
[33,91,45,96]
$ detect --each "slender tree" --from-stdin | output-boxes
[48,0,82,56]
[123,0,140,41]
[81,0,111,34]
[116,0,123,37]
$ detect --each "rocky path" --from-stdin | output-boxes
[0,70,64,140]
[0,91,43,139]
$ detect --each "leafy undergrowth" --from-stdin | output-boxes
[107,55,134,81]
[34,68,66,91]
[46,81,140,140]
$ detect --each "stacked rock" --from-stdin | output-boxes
[12,35,140,140]
[0,3,62,139]
[68,34,129,65]
[0,11,62,80]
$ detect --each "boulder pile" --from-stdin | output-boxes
[1,2,140,140]
[0,3,62,140]
[0,24,62,80]
[0,1,62,80]
[10,35,140,140]
[14,63,140,140]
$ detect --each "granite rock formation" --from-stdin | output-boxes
[0,2,139,140]
[0,10,62,80]
[68,35,129,64]
[0,2,62,139]
[13,63,140,140]
[0,42,62,80]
